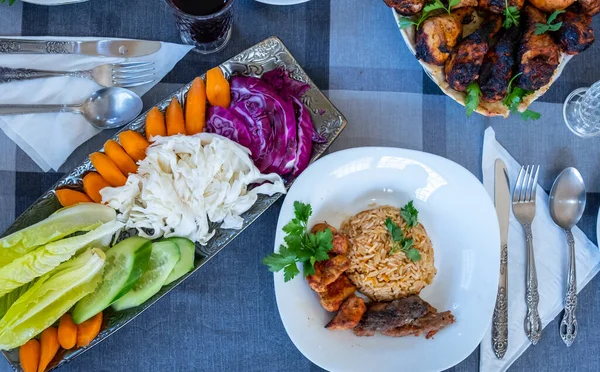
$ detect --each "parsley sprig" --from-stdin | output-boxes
[385,201,421,262]
[535,10,565,35]
[0,0,17,5]
[502,0,520,29]
[398,0,461,30]
[465,81,481,117]
[503,73,541,121]
[262,201,333,282]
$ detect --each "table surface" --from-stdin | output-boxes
[1,1,600,371]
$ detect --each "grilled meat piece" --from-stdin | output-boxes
[479,27,521,102]
[353,295,430,336]
[326,295,367,330]
[478,0,524,13]
[383,0,424,16]
[556,6,595,55]
[381,308,456,339]
[517,6,561,91]
[306,255,351,292]
[311,223,337,235]
[415,7,476,65]
[444,15,502,92]
[452,0,479,8]
[331,235,349,256]
[317,275,356,312]
[580,0,600,15]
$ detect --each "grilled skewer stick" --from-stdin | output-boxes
[478,0,524,14]
[517,6,561,91]
[444,15,502,92]
[383,0,425,16]
[479,27,521,102]
[556,6,595,55]
[415,7,476,65]
[580,0,600,16]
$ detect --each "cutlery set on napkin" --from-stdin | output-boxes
[0,37,193,171]
[481,128,600,372]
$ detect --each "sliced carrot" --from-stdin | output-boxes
[89,152,127,187]
[118,130,150,162]
[77,312,102,348]
[19,339,40,372]
[58,314,77,350]
[145,107,167,140]
[103,139,138,175]
[206,67,230,108]
[82,172,111,203]
[185,77,207,135]
[38,327,59,372]
[166,97,186,136]
[55,189,92,207]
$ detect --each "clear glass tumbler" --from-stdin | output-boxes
[164,0,235,54]
[563,80,600,138]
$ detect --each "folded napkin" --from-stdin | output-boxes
[480,127,600,371]
[0,37,193,171]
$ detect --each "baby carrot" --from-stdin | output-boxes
[89,152,127,187]
[166,97,186,136]
[145,107,167,140]
[118,130,150,163]
[38,327,59,372]
[19,339,40,372]
[58,314,77,350]
[185,77,207,135]
[206,67,230,108]
[55,189,92,207]
[82,172,111,203]
[77,312,103,348]
[104,139,138,175]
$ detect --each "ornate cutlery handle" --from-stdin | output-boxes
[492,242,508,358]
[560,229,578,347]
[0,104,80,115]
[0,39,74,54]
[0,67,93,84]
[524,224,542,345]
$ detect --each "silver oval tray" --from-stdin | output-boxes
[0,36,346,371]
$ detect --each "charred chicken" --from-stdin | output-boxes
[580,0,600,16]
[479,27,521,102]
[384,0,425,16]
[478,0,524,14]
[556,5,595,55]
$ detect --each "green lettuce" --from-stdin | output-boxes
[0,248,105,350]
[0,283,34,321]
[0,220,122,297]
[0,203,116,267]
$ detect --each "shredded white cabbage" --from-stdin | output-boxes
[100,133,286,245]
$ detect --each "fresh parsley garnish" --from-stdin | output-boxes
[502,0,520,29]
[398,0,460,30]
[0,0,17,5]
[535,10,565,35]
[503,73,541,121]
[385,201,422,261]
[465,81,481,117]
[262,201,333,282]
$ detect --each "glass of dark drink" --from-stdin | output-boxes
[164,0,235,54]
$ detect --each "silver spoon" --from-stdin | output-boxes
[0,87,142,129]
[549,167,587,347]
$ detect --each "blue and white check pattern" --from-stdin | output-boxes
[1,1,600,371]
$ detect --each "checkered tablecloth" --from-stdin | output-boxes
[1,1,600,371]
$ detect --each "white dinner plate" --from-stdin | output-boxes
[254,0,309,5]
[273,147,500,372]
[21,0,88,5]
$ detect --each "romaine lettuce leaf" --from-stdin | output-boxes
[0,220,122,297]
[0,203,116,267]
[0,283,34,321]
[0,248,105,350]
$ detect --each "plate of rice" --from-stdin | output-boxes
[272,147,500,372]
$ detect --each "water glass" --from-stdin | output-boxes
[563,80,600,138]
[164,0,235,54]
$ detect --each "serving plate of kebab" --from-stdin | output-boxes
[385,0,599,118]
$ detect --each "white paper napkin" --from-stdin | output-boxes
[479,127,600,371]
[0,36,193,171]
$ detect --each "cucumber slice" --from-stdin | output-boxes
[72,236,152,324]
[111,241,180,311]
[163,238,196,286]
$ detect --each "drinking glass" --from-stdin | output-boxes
[164,0,235,54]
[563,80,600,138]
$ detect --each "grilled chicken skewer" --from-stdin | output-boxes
[517,6,561,91]
[479,0,524,14]
[479,27,521,102]
[384,0,425,16]
[444,14,502,92]
[415,7,475,65]
[556,5,595,55]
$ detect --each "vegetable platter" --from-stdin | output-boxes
[0,36,346,371]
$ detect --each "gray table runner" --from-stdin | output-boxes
[1,1,599,371]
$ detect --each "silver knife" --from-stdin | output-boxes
[0,39,161,57]
[492,159,510,359]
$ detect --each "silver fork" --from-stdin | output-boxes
[0,62,155,88]
[512,165,543,345]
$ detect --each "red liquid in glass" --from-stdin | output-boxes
[172,0,227,16]
[171,0,232,43]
